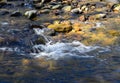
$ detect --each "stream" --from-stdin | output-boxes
[0,0,120,83]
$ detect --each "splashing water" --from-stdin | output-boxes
[30,41,101,60]
[0,28,110,60]
[30,28,106,60]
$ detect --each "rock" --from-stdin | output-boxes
[62,6,72,12]
[39,9,50,14]
[48,21,72,32]
[52,4,61,9]
[0,2,14,8]
[108,30,120,36]
[103,0,120,4]
[44,28,56,36]
[88,13,106,20]
[111,4,120,13]
[0,2,7,8]
[34,2,43,9]
[78,15,86,21]
[24,10,37,19]
[0,10,9,15]
[80,4,89,13]
[10,11,22,17]
[31,35,47,45]
[72,23,82,32]
[71,8,82,14]
[35,36,46,45]
[0,37,5,44]
[30,24,45,29]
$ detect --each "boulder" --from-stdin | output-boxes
[48,21,72,32]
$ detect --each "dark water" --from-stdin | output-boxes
[0,1,120,83]
[0,48,120,83]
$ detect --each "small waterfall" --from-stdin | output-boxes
[31,28,104,60]
[33,28,51,43]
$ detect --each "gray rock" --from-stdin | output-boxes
[71,8,82,14]
[10,11,22,17]
[24,10,37,19]
[104,0,120,3]
[52,5,61,9]
[62,6,72,12]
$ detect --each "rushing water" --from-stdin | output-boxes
[0,1,120,83]
[0,25,120,83]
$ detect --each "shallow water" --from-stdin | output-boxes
[0,26,120,83]
[0,1,120,83]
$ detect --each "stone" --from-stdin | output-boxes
[39,9,50,14]
[78,15,86,21]
[52,4,61,9]
[34,35,47,45]
[72,23,82,32]
[10,11,22,17]
[71,8,82,14]
[111,4,120,13]
[44,28,56,36]
[62,6,72,12]
[24,10,37,19]
[88,13,106,20]
[48,21,72,32]
[104,0,120,4]
[0,10,9,15]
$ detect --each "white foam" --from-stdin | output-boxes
[30,41,100,60]
[0,47,20,52]
[33,28,44,35]
[0,22,9,26]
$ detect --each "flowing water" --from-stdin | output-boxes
[0,1,120,83]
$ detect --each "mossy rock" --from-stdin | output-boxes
[48,23,72,32]
[35,36,46,45]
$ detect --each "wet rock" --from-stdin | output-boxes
[107,30,120,36]
[88,12,106,20]
[80,4,89,13]
[72,22,82,32]
[24,10,37,19]
[0,37,5,44]
[44,28,56,36]
[30,24,45,29]
[78,15,86,21]
[39,9,50,14]
[111,4,120,13]
[48,21,72,32]
[10,11,22,17]
[0,10,9,15]
[71,8,82,14]
[0,2,7,8]
[34,36,47,45]
[52,9,62,15]
[0,2,14,8]
[62,6,72,12]
[34,2,43,9]
[103,0,120,4]
[52,4,61,9]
